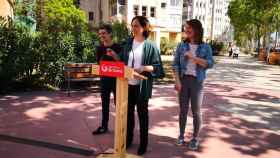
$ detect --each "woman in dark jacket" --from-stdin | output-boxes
[110,16,164,155]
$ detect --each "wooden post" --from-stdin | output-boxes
[114,78,128,157]
[92,65,142,158]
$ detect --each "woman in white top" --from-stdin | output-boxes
[110,16,164,155]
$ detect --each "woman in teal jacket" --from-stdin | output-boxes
[110,16,164,155]
[173,19,214,150]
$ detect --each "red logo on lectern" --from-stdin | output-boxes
[99,61,125,77]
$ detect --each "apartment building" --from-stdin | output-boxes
[182,0,232,41]
[78,0,184,49]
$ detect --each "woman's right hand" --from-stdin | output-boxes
[106,49,119,61]
[175,82,182,92]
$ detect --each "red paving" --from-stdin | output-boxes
[0,82,279,158]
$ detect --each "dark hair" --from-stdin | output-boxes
[186,19,204,44]
[131,16,151,39]
[99,24,113,34]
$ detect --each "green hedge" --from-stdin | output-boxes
[160,37,177,55]
[0,0,132,93]
[0,18,98,93]
[209,40,225,56]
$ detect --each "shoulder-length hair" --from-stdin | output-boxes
[131,16,151,39]
[185,19,204,44]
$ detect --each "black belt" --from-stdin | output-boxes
[184,74,197,78]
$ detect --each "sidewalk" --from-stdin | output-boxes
[0,55,279,158]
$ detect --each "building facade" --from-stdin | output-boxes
[78,0,184,49]
[183,0,233,42]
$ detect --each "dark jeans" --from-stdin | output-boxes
[179,75,204,139]
[100,77,116,128]
[126,85,149,149]
[229,51,233,57]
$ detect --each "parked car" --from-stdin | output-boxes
[267,48,280,65]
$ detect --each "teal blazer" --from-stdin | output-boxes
[119,38,165,100]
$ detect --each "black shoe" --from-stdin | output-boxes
[92,126,108,135]
[137,146,147,155]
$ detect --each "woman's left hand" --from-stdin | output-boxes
[185,53,196,63]
[185,52,193,59]
[133,71,148,80]
[135,66,154,73]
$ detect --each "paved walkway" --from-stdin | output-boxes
[0,56,279,158]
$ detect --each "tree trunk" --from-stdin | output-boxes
[257,25,261,54]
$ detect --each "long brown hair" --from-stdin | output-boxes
[186,19,204,44]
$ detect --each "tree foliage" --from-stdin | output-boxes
[43,0,87,33]
[228,0,280,49]
[0,0,98,93]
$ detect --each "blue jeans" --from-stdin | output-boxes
[179,75,204,139]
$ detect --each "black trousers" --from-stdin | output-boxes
[100,77,116,128]
[126,85,149,148]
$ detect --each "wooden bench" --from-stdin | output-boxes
[64,63,99,96]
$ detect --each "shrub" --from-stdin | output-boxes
[209,40,224,56]
[0,0,99,92]
[0,17,43,92]
[111,20,130,43]
[160,37,177,55]
[36,0,98,87]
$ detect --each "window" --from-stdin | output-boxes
[88,12,94,21]
[111,3,117,15]
[170,0,181,6]
[133,5,139,16]
[150,7,156,17]
[171,15,180,25]
[142,6,147,16]
[119,5,125,15]
[118,0,125,5]
[161,3,167,8]
[171,0,175,6]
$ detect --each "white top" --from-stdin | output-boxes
[185,44,198,76]
[233,46,240,54]
[128,39,144,85]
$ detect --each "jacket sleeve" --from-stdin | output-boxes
[205,44,214,69]
[117,40,127,62]
[150,44,165,78]
[172,43,181,72]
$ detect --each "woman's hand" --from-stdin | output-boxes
[184,51,193,59]
[133,71,147,80]
[106,49,120,61]
[174,81,182,92]
[174,72,181,92]
[184,52,196,63]
[135,66,154,73]
[184,52,208,68]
